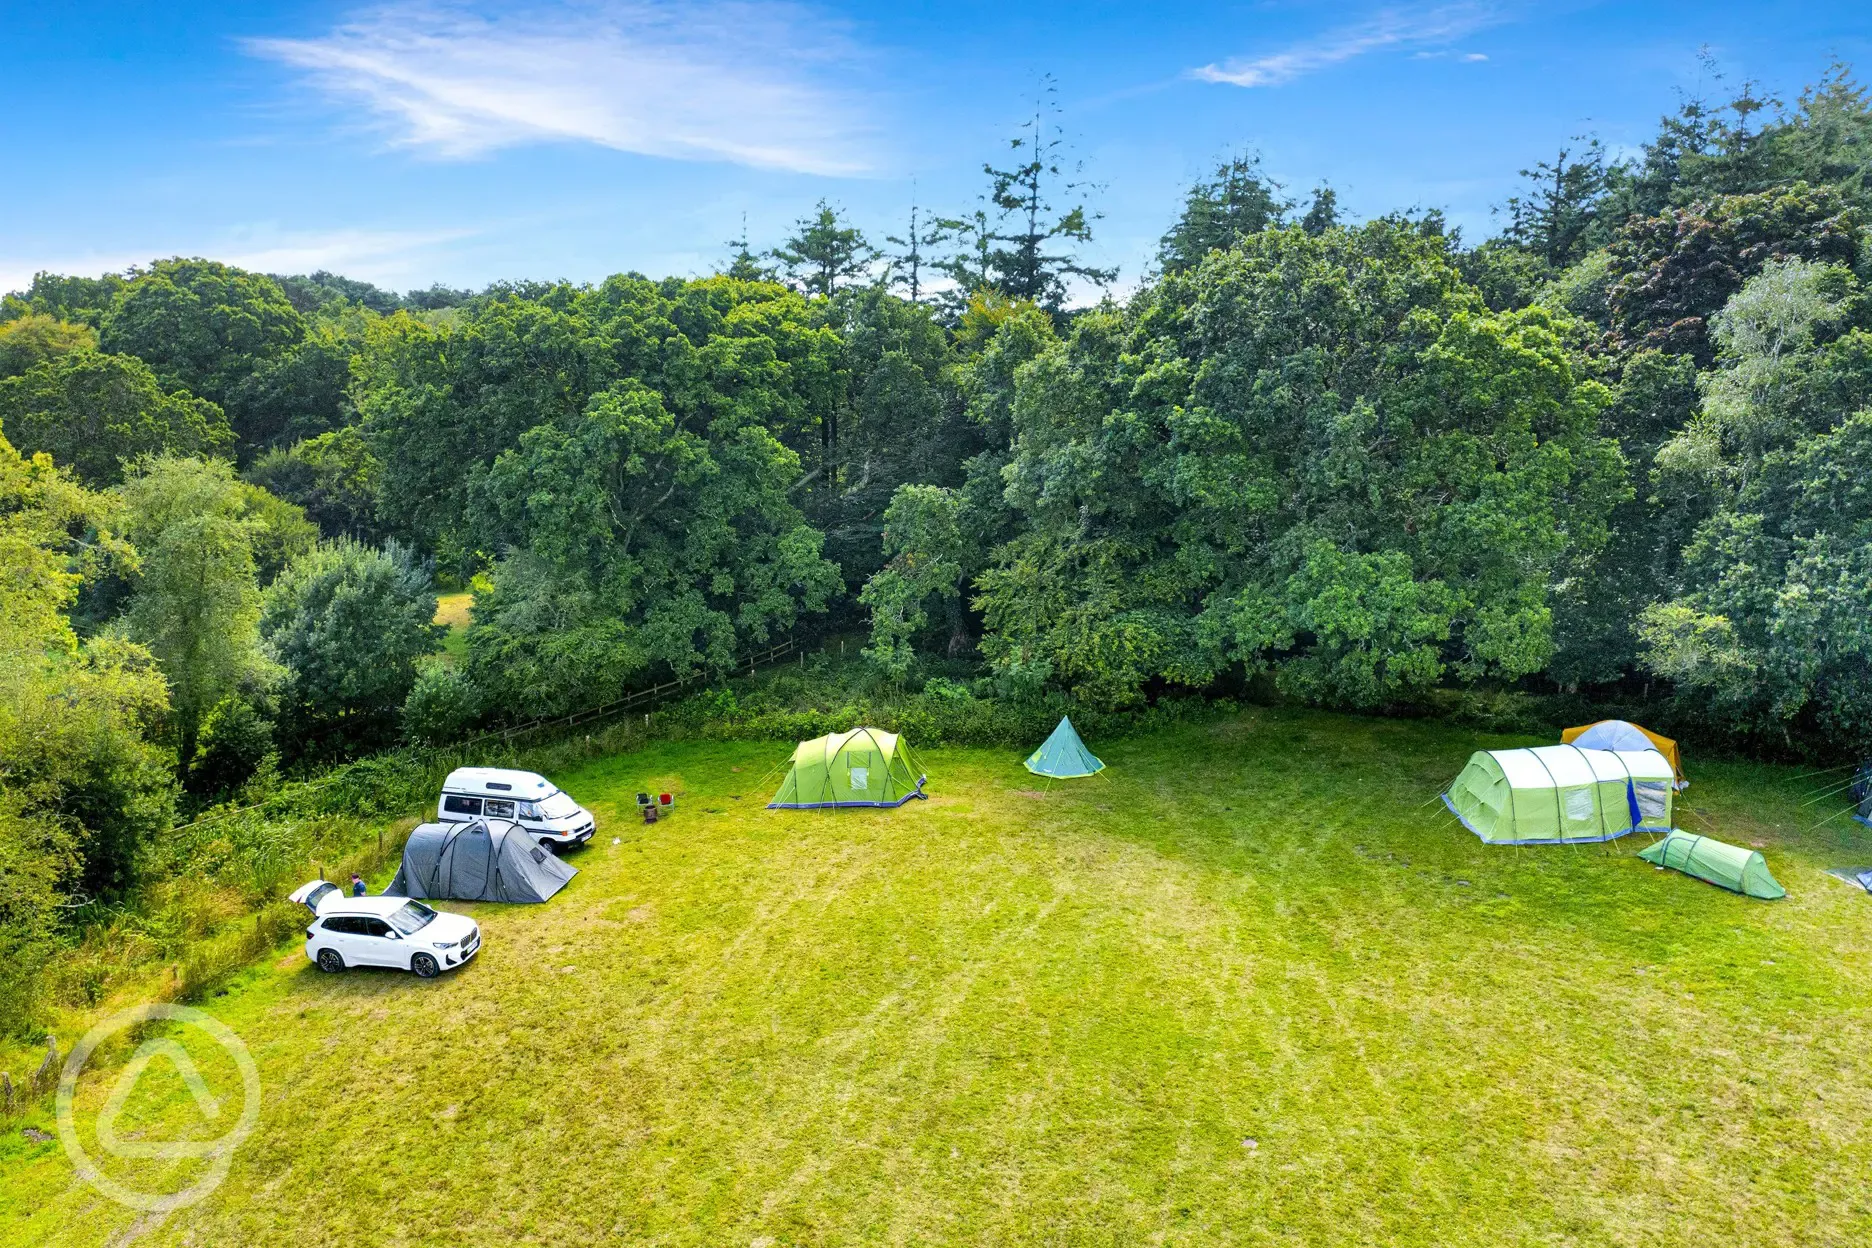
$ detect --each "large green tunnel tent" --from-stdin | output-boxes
[1639,831,1786,899]
[1443,744,1675,844]
[768,727,928,809]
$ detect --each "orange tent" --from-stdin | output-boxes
[1561,720,1686,789]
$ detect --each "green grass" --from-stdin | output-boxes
[434,591,473,665]
[8,708,1872,1245]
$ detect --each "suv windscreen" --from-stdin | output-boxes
[388,900,438,936]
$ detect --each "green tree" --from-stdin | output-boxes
[860,484,967,678]
[99,258,306,408]
[770,201,875,298]
[0,270,130,328]
[224,323,358,455]
[0,314,97,378]
[272,269,404,316]
[119,456,281,768]
[1603,182,1862,361]
[1658,258,1860,487]
[1499,138,1617,268]
[958,221,1625,708]
[0,430,172,932]
[355,295,609,561]
[1300,185,1340,236]
[245,425,383,540]
[723,216,777,283]
[468,378,842,714]
[1642,410,1872,746]
[0,349,232,484]
[1638,256,1872,745]
[1158,154,1291,273]
[261,539,442,760]
[979,83,1117,311]
[402,663,479,746]
[884,200,949,304]
[187,694,275,797]
[933,205,999,310]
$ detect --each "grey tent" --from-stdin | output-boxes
[386,819,576,903]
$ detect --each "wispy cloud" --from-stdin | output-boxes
[1191,3,1506,88]
[0,225,479,296]
[244,1,875,175]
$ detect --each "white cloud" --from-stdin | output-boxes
[244,1,874,175]
[0,225,479,296]
[1191,3,1508,88]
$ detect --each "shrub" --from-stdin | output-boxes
[402,664,480,747]
[189,696,276,798]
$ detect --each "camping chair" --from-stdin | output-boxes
[637,792,657,824]
[657,792,675,814]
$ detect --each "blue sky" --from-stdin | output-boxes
[2,1,1867,298]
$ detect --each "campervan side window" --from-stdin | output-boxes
[443,795,483,816]
[485,799,516,819]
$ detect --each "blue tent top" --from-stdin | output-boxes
[1569,720,1658,754]
[1024,716,1105,779]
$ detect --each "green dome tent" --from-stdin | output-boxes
[1025,716,1105,779]
[767,727,928,809]
[1443,744,1675,844]
[1639,831,1786,899]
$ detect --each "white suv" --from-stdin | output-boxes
[289,881,481,978]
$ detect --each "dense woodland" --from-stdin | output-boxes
[5,66,1872,1029]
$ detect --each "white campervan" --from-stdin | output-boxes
[437,767,595,850]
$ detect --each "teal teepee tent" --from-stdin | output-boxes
[1025,716,1105,779]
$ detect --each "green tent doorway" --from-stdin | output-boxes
[1025,716,1105,779]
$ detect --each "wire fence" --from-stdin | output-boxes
[167,637,801,837]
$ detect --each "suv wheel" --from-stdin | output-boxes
[316,948,346,973]
[411,953,441,979]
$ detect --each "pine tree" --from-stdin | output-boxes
[977,79,1117,311]
[724,215,773,282]
[1301,184,1340,235]
[769,202,874,298]
[1158,154,1292,272]
[1500,138,1614,268]
[885,198,949,304]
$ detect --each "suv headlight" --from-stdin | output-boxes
[432,938,458,949]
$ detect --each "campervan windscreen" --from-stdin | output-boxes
[536,791,580,819]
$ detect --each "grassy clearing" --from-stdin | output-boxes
[7,708,1872,1245]
[433,591,473,666]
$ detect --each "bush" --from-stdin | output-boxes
[189,696,276,798]
[402,664,480,747]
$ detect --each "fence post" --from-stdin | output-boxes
[35,1037,57,1092]
[2,1071,12,1116]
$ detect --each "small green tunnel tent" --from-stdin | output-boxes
[1025,716,1105,779]
[1639,831,1786,899]
[767,727,928,809]
[1443,745,1676,844]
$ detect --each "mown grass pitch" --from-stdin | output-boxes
[7,709,1872,1245]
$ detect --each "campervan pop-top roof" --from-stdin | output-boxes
[442,767,557,796]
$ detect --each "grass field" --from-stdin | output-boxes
[433,591,473,666]
[7,708,1872,1245]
